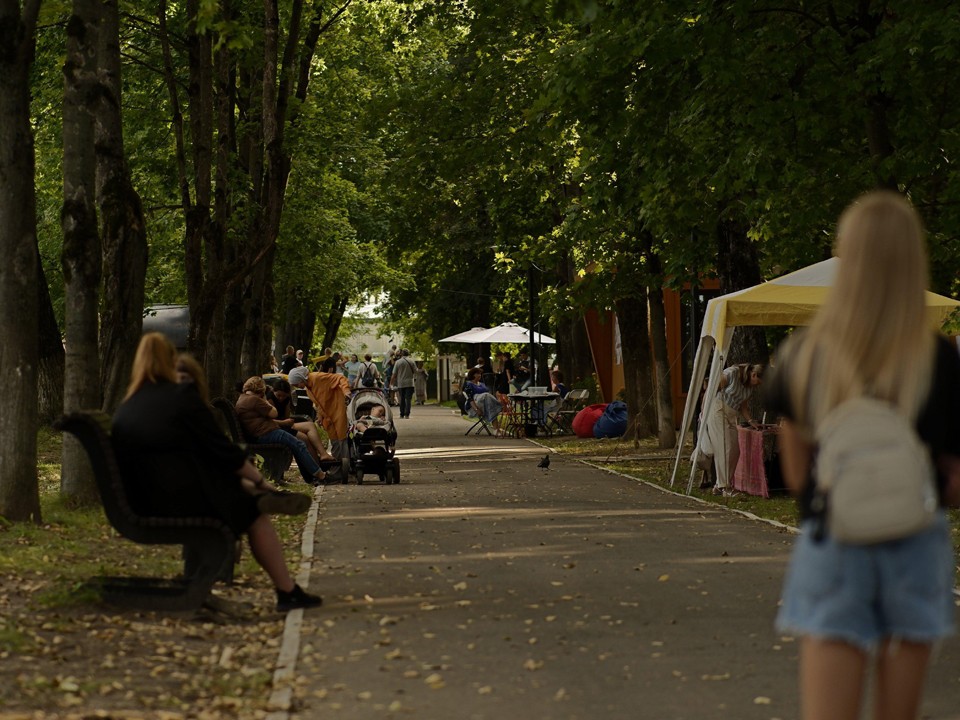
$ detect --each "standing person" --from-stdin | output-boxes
[413,360,429,405]
[280,345,299,374]
[383,352,397,405]
[700,362,764,496]
[391,349,417,419]
[287,365,352,459]
[765,191,960,720]
[353,353,381,389]
[345,353,362,387]
[493,351,509,395]
[112,333,322,612]
[502,351,515,393]
[295,349,305,367]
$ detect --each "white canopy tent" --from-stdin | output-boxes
[669,258,960,493]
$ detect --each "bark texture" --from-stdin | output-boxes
[96,0,148,413]
[0,0,43,522]
[60,0,103,506]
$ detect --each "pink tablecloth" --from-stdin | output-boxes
[732,426,779,497]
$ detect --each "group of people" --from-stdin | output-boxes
[461,354,570,427]
[274,345,429,413]
[106,191,959,719]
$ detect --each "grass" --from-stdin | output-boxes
[0,428,301,610]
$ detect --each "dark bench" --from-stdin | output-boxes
[210,397,293,483]
[53,412,237,611]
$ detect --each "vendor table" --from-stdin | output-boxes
[508,392,561,437]
[732,425,780,498]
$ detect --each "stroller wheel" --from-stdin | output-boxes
[357,472,364,485]
[391,458,401,484]
[340,457,350,484]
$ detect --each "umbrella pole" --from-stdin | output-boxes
[529,265,537,385]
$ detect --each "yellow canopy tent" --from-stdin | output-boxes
[669,258,960,493]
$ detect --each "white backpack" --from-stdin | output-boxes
[813,396,937,544]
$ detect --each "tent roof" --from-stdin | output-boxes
[701,258,960,350]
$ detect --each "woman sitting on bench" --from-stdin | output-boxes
[112,333,323,613]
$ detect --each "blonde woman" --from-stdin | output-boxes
[765,191,960,720]
[112,333,322,612]
[701,362,764,496]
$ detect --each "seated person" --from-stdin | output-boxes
[267,378,334,463]
[354,404,389,433]
[463,367,501,424]
[235,376,328,485]
[175,353,211,403]
[549,370,569,399]
[544,370,569,418]
[112,333,322,612]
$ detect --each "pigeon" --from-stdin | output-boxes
[537,454,551,471]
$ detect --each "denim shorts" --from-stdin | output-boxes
[776,513,955,651]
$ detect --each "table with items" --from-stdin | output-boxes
[508,391,561,437]
[732,424,783,498]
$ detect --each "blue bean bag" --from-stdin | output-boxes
[593,400,628,438]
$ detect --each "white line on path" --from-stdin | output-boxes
[266,484,325,719]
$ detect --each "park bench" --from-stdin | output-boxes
[54,411,237,611]
[210,397,293,483]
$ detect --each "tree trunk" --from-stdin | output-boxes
[60,0,102,506]
[648,284,675,448]
[96,0,148,413]
[614,294,656,439]
[222,281,246,391]
[0,0,42,522]
[321,294,349,351]
[37,252,65,425]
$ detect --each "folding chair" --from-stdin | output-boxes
[456,392,493,436]
[547,388,589,434]
[495,393,525,438]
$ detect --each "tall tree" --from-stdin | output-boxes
[96,0,148,413]
[0,0,43,522]
[60,0,102,505]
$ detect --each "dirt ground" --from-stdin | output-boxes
[0,567,290,718]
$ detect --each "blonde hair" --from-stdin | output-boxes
[125,333,178,400]
[243,376,266,395]
[788,191,934,427]
[176,353,209,403]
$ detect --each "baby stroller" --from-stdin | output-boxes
[346,388,400,484]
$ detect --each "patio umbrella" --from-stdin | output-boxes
[439,322,556,344]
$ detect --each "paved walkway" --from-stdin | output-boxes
[271,404,960,720]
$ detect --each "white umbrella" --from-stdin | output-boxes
[439,322,556,344]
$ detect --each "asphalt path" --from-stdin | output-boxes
[280,404,960,720]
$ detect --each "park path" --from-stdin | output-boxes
[276,404,960,720]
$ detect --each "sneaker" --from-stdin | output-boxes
[276,584,323,612]
[256,490,311,516]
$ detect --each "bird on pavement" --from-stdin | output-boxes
[537,454,551,471]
